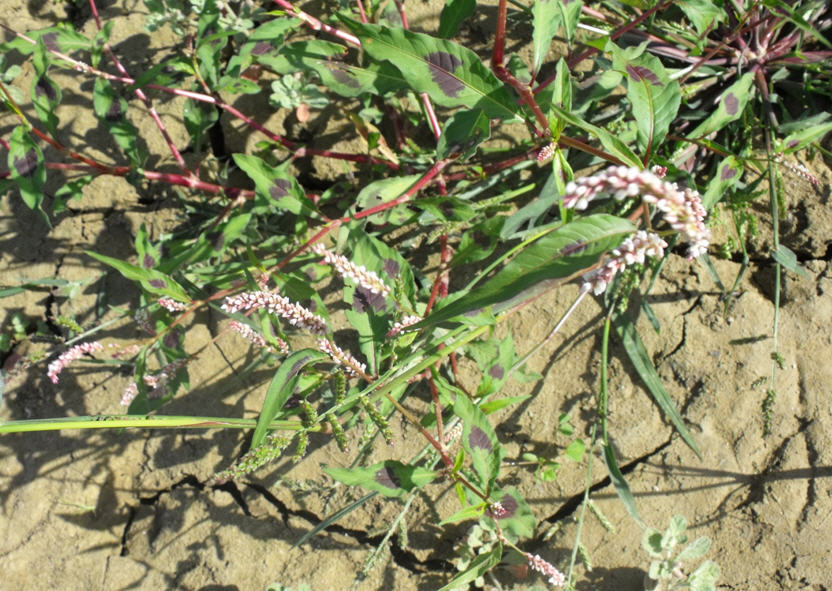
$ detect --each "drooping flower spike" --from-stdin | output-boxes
[311,244,392,297]
[222,290,327,335]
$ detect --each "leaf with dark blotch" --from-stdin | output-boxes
[496,493,518,519]
[251,41,272,56]
[269,178,292,199]
[35,76,57,101]
[209,231,225,251]
[13,149,38,178]
[375,466,402,489]
[626,64,662,86]
[149,279,166,289]
[488,365,504,380]
[326,62,361,88]
[560,240,587,256]
[383,259,399,278]
[425,51,464,97]
[143,254,156,269]
[353,286,386,314]
[723,92,739,115]
[41,32,59,52]
[339,17,522,121]
[468,426,493,452]
[721,167,738,180]
[105,99,123,122]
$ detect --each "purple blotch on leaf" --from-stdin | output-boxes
[35,76,57,101]
[209,232,225,251]
[561,240,587,256]
[383,258,399,279]
[41,32,60,52]
[105,99,123,123]
[626,65,662,86]
[723,92,739,115]
[496,493,518,519]
[468,426,493,452]
[720,166,738,180]
[12,149,38,178]
[269,178,292,200]
[163,329,181,349]
[326,63,360,88]
[143,254,156,269]
[353,286,386,314]
[787,140,799,149]
[251,41,272,56]
[425,52,465,97]
[149,279,166,289]
[375,466,402,489]
[489,365,504,380]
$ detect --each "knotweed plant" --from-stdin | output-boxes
[2,0,826,586]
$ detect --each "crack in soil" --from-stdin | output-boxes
[118,475,453,575]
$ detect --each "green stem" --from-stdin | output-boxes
[0,415,308,434]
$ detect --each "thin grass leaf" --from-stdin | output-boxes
[772,244,807,278]
[292,492,376,548]
[251,349,328,450]
[613,312,700,457]
[602,443,642,525]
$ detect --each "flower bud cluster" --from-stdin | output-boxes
[222,290,327,335]
[312,244,392,297]
[318,338,367,377]
[47,341,104,384]
[563,166,709,259]
[120,358,187,406]
[525,552,566,587]
[581,231,667,295]
[229,320,289,355]
[387,315,422,337]
[158,298,188,312]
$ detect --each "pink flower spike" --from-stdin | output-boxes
[525,552,566,587]
[47,341,104,384]
[311,244,392,297]
[222,290,327,335]
[387,315,422,338]
[317,339,367,378]
[581,231,667,295]
[159,297,188,312]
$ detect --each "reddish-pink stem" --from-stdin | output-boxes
[272,0,360,46]
[355,0,368,23]
[492,0,507,70]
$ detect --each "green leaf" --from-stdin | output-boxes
[339,17,523,122]
[423,214,636,327]
[677,536,711,561]
[436,108,490,161]
[93,78,147,167]
[0,25,90,56]
[32,43,61,137]
[613,312,700,457]
[702,156,742,210]
[455,395,505,490]
[684,73,754,141]
[532,0,582,72]
[609,42,680,155]
[776,120,832,155]
[183,92,219,151]
[642,528,664,556]
[438,502,486,525]
[549,104,642,168]
[437,544,501,591]
[438,0,476,38]
[479,394,530,415]
[225,16,300,77]
[354,174,420,225]
[233,154,316,217]
[85,250,189,301]
[602,443,642,525]
[688,559,720,591]
[251,349,328,449]
[54,175,93,214]
[676,0,726,35]
[324,460,438,497]
[772,244,807,278]
[7,126,47,223]
[564,438,585,461]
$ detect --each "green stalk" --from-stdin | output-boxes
[0,415,308,434]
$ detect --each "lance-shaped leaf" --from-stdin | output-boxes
[776,119,832,155]
[233,154,317,217]
[438,0,476,38]
[7,126,46,221]
[225,17,300,77]
[339,17,523,122]
[324,460,439,497]
[422,214,636,327]
[354,174,420,225]
[85,250,189,301]
[684,73,753,141]
[550,103,641,168]
[0,25,90,56]
[268,40,407,98]
[251,349,328,449]
[93,78,147,167]
[455,395,504,490]
[532,0,582,73]
[609,42,680,156]
[702,156,742,210]
[32,43,61,137]
[437,544,501,591]
[437,108,490,161]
